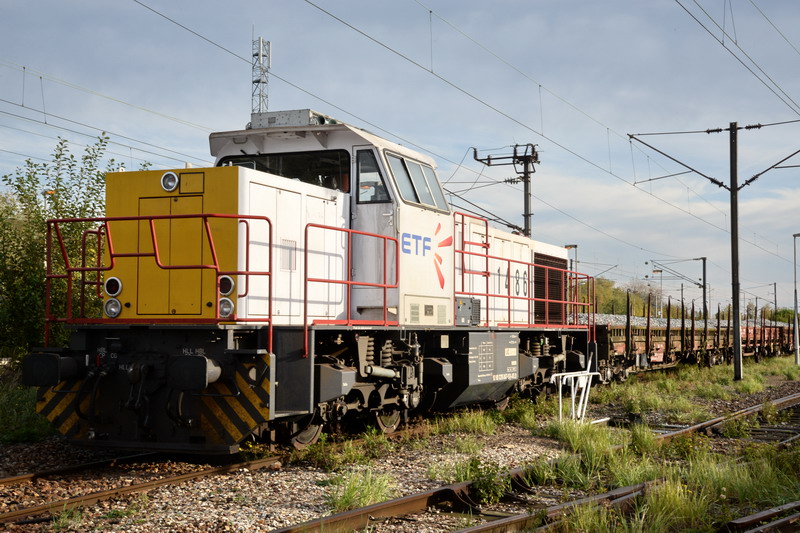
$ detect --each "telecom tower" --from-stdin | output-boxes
[251,37,271,127]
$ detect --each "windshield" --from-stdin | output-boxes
[218,149,350,192]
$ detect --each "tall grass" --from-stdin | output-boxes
[537,419,800,532]
[500,397,540,430]
[326,468,397,512]
[0,370,54,443]
[427,456,510,504]
[433,409,497,435]
[295,429,396,472]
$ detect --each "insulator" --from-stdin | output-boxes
[380,340,393,367]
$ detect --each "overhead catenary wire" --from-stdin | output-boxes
[675,0,800,116]
[747,0,800,60]
[125,0,794,282]
[409,0,741,232]
[298,0,772,242]
[0,99,212,166]
[127,0,772,258]
[2,61,214,132]
[0,121,157,166]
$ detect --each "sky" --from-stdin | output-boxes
[1,0,799,313]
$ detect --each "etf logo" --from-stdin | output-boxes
[401,223,453,289]
[400,233,432,255]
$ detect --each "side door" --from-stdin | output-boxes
[349,145,398,320]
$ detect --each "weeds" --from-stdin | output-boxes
[629,423,659,456]
[433,409,497,435]
[783,365,800,381]
[445,435,483,454]
[296,432,389,472]
[0,370,54,443]
[51,505,84,531]
[733,375,764,395]
[470,459,511,504]
[499,397,539,430]
[238,440,273,461]
[326,468,397,512]
[100,493,149,520]
[362,427,395,456]
[695,382,731,400]
[660,432,711,461]
[720,413,759,438]
[760,401,792,425]
[639,476,712,531]
[428,457,510,504]
[605,447,660,487]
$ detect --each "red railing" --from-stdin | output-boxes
[453,211,595,340]
[44,214,273,347]
[303,223,399,357]
[454,212,490,308]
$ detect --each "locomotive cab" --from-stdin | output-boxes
[209,109,455,327]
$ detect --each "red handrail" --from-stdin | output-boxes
[452,212,595,337]
[303,223,399,357]
[43,214,273,349]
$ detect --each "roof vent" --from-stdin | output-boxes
[249,109,338,129]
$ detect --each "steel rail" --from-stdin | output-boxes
[0,455,282,525]
[457,482,657,533]
[0,453,155,487]
[727,500,800,531]
[270,481,475,533]
[658,391,800,443]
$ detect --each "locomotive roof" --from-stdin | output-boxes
[209,109,436,168]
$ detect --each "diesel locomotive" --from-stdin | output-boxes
[21,109,596,452]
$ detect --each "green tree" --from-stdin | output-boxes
[0,136,117,363]
[774,307,796,325]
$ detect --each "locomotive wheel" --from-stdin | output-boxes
[372,409,401,433]
[289,415,323,450]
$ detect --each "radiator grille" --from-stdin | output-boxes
[533,253,567,324]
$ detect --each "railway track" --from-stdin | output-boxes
[274,391,800,532]
[0,455,283,526]
[0,453,154,488]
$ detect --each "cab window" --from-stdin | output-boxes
[386,154,418,203]
[422,165,448,210]
[386,152,449,212]
[217,149,350,192]
[356,150,390,203]
[405,160,436,206]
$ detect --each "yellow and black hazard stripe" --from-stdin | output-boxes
[36,381,91,439]
[198,352,273,446]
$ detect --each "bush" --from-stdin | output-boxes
[0,137,119,362]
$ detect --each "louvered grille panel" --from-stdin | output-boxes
[533,253,567,324]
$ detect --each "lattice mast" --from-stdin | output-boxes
[252,37,271,115]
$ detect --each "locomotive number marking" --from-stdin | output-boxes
[496,268,528,296]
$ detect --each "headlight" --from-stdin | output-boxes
[104,298,122,318]
[219,275,235,296]
[161,171,179,192]
[104,277,122,297]
[219,297,234,318]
